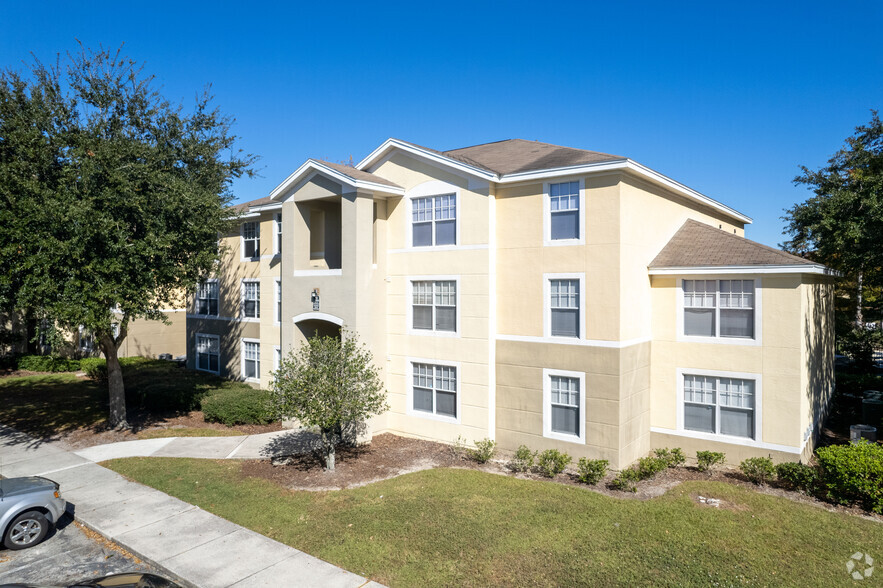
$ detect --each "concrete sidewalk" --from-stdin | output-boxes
[0,426,380,588]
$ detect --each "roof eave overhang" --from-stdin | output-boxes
[356,138,498,181]
[648,264,835,276]
[270,159,405,201]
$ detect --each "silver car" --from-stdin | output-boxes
[0,476,67,550]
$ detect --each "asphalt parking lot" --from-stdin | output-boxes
[0,511,160,586]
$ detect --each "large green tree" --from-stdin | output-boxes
[0,46,254,427]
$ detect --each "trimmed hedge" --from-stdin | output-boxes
[815,441,883,514]
[17,355,81,372]
[201,386,275,425]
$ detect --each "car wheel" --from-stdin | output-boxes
[3,510,49,550]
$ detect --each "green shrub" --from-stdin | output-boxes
[536,449,572,478]
[740,457,775,485]
[576,458,608,485]
[816,441,883,513]
[696,451,726,473]
[835,372,883,397]
[636,456,669,479]
[509,445,536,473]
[467,438,497,463]
[775,462,819,494]
[17,354,80,372]
[80,357,107,380]
[653,447,686,468]
[611,468,641,492]
[201,386,275,425]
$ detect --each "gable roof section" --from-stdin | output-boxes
[649,219,829,274]
[269,158,404,200]
[356,138,752,224]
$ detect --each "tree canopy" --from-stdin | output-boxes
[0,45,255,426]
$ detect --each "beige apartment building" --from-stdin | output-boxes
[187,138,834,468]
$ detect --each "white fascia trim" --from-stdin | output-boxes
[238,211,261,219]
[405,356,462,425]
[270,159,405,200]
[291,311,345,326]
[495,334,651,349]
[650,264,831,275]
[356,138,497,182]
[542,368,587,444]
[249,203,283,212]
[406,275,461,338]
[293,268,342,277]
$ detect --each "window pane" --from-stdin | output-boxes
[209,354,219,372]
[720,309,754,338]
[684,308,715,336]
[413,223,432,247]
[245,359,257,379]
[413,387,433,412]
[413,306,432,330]
[435,306,456,332]
[434,194,456,220]
[551,308,579,337]
[435,220,456,245]
[552,405,579,435]
[412,197,432,222]
[413,281,433,305]
[435,281,456,306]
[435,391,457,418]
[684,403,715,433]
[721,407,754,438]
[551,210,579,240]
[198,354,208,370]
[413,363,433,388]
[245,300,257,318]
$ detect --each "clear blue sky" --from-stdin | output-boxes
[2,1,881,247]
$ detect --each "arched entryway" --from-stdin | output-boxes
[292,312,343,341]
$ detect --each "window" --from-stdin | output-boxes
[683,374,755,439]
[275,213,282,255]
[111,323,119,339]
[242,221,260,259]
[411,280,456,333]
[243,280,260,319]
[549,181,580,240]
[412,194,456,247]
[196,334,219,374]
[411,362,457,419]
[197,281,219,316]
[275,279,281,324]
[543,369,585,443]
[683,279,755,339]
[243,340,260,380]
[274,347,282,371]
[79,327,94,352]
[550,279,580,338]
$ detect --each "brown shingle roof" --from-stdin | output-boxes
[650,219,819,268]
[313,159,402,189]
[231,196,275,213]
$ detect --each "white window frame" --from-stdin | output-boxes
[195,332,220,375]
[675,367,763,446]
[406,275,461,337]
[542,368,586,444]
[240,220,260,261]
[241,279,261,321]
[275,278,282,325]
[676,277,762,346]
[405,357,461,424]
[273,345,281,372]
[241,338,261,383]
[543,178,585,246]
[78,326,95,352]
[543,273,586,340]
[406,180,461,250]
[195,278,219,317]
[274,213,283,256]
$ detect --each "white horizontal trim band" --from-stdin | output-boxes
[495,334,651,349]
[650,427,801,454]
[293,269,343,277]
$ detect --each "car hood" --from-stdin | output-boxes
[0,476,58,498]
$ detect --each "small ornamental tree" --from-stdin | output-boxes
[272,332,388,471]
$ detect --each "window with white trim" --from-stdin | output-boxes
[550,279,580,337]
[196,335,219,374]
[243,340,260,380]
[275,213,282,255]
[79,327,94,352]
[412,194,456,247]
[275,279,281,324]
[412,363,457,419]
[243,280,260,319]
[412,280,456,332]
[549,181,580,240]
[197,281,219,316]
[683,279,754,339]
[242,221,260,259]
[683,374,755,439]
[550,375,580,437]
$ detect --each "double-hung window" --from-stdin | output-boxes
[243,340,260,380]
[683,279,755,339]
[275,213,283,255]
[549,181,580,241]
[550,279,580,338]
[550,375,580,437]
[196,334,220,374]
[242,221,260,259]
[197,281,219,316]
[412,280,456,333]
[412,194,456,247]
[243,280,260,319]
[683,373,755,439]
[275,279,282,324]
[411,362,457,419]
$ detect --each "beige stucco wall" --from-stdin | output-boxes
[117,312,187,358]
[799,275,836,460]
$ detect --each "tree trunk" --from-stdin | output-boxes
[321,426,336,471]
[100,332,128,430]
[856,270,864,326]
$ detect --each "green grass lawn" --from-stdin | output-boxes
[104,458,883,587]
